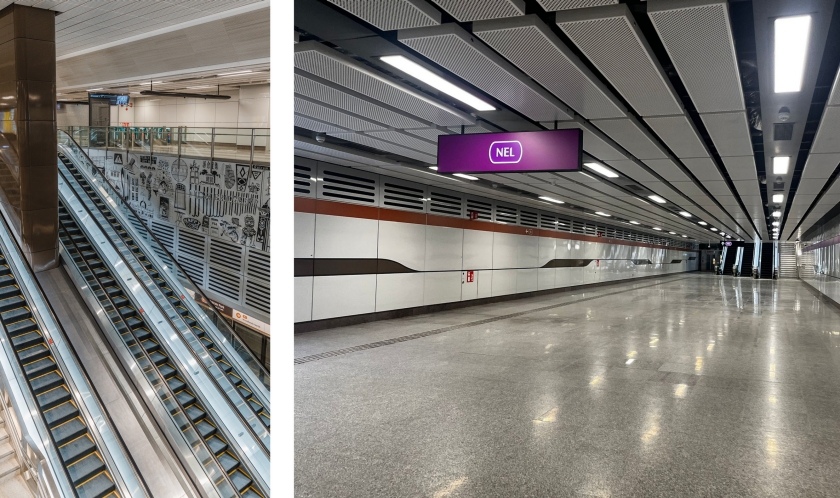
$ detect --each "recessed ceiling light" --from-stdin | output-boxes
[583,162,619,178]
[772,211,781,217]
[775,15,811,93]
[380,55,495,111]
[453,173,478,180]
[773,156,790,175]
[187,85,212,89]
[595,211,610,217]
[682,235,688,238]
[629,221,640,225]
[86,88,103,91]
[653,227,662,231]
[772,221,780,226]
[772,194,784,203]
[648,195,666,204]
[0,97,11,100]
[711,228,718,231]
[428,166,438,170]
[679,211,691,218]
[539,196,564,204]
[726,235,732,238]
[217,70,253,76]
[698,221,707,226]
[669,231,676,235]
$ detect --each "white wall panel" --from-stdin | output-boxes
[493,232,518,269]
[294,212,315,258]
[491,269,517,296]
[516,269,539,293]
[518,235,540,268]
[294,276,313,322]
[538,236,556,266]
[376,273,425,311]
[538,268,555,290]
[425,225,463,271]
[314,214,378,258]
[379,220,425,271]
[312,274,376,320]
[424,271,462,305]
[463,229,494,269]
[477,270,493,298]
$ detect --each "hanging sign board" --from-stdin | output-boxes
[437,129,582,174]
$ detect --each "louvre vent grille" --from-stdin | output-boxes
[150,221,175,254]
[178,229,206,260]
[540,213,557,229]
[774,122,794,141]
[245,279,270,315]
[429,190,463,217]
[466,198,492,220]
[294,163,315,196]
[210,239,244,273]
[520,210,538,227]
[248,250,270,282]
[572,221,585,234]
[178,256,206,286]
[320,168,377,204]
[209,268,242,301]
[381,181,425,212]
[495,204,518,224]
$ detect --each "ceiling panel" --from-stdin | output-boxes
[682,157,724,182]
[538,0,617,10]
[644,115,709,158]
[398,23,573,122]
[323,0,440,30]
[429,0,524,21]
[555,4,683,117]
[474,16,626,119]
[604,160,659,183]
[644,159,692,183]
[294,114,352,133]
[647,0,744,113]
[405,128,455,141]
[810,107,840,154]
[720,156,758,181]
[295,136,398,167]
[365,130,438,155]
[700,112,754,157]
[801,153,840,180]
[543,120,627,161]
[294,96,387,131]
[295,42,473,126]
[590,118,667,160]
[328,132,438,163]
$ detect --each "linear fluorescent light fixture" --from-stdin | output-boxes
[453,173,478,180]
[539,196,564,204]
[653,227,662,231]
[772,221,780,226]
[669,231,676,235]
[679,211,691,218]
[773,156,790,175]
[698,221,707,226]
[629,221,640,225]
[772,211,781,217]
[682,235,688,238]
[583,162,619,178]
[772,194,784,203]
[711,228,718,231]
[648,195,667,204]
[428,166,438,171]
[595,212,610,217]
[380,55,495,111]
[775,15,811,93]
[218,70,253,76]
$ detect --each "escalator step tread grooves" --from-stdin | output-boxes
[51,417,87,446]
[241,489,262,498]
[195,420,216,438]
[258,414,270,428]
[217,452,240,473]
[37,385,71,410]
[31,371,64,394]
[23,356,57,379]
[7,318,38,335]
[0,295,25,312]
[0,285,20,299]
[166,376,186,392]
[158,363,176,379]
[59,434,96,466]
[149,351,167,365]
[1,306,31,323]
[228,469,253,493]
[18,343,49,363]
[175,390,196,406]
[185,404,206,423]
[11,330,42,349]
[206,435,228,455]
[67,451,107,484]
[44,401,79,427]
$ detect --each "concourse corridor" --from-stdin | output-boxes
[295,275,840,497]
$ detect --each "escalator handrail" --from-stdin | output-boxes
[57,184,269,494]
[57,163,270,454]
[0,204,151,498]
[57,130,269,386]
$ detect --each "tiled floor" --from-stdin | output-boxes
[295,274,840,497]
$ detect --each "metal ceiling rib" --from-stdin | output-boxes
[294,96,388,131]
[542,120,627,161]
[647,0,745,113]
[328,132,438,164]
[473,15,626,119]
[294,72,430,129]
[398,23,573,122]
[294,41,474,127]
[555,4,683,117]
[537,0,618,11]
[429,0,524,21]
[590,118,667,160]
[644,115,710,159]
[323,0,441,30]
[294,136,398,168]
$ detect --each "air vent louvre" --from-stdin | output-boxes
[381,181,426,212]
[540,213,557,229]
[210,238,244,273]
[429,190,463,217]
[520,210,538,228]
[774,122,794,141]
[294,163,315,197]
[245,279,270,315]
[209,268,242,301]
[320,168,377,204]
[150,221,175,254]
[466,198,492,220]
[178,229,206,260]
[248,250,270,283]
[495,204,518,224]
[178,256,206,285]
[572,221,585,234]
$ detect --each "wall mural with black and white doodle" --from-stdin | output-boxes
[97,151,271,251]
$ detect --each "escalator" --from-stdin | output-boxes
[722,246,737,276]
[57,152,270,436]
[57,201,263,497]
[738,244,755,277]
[759,243,775,279]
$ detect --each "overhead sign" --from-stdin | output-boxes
[437,129,582,174]
[88,93,130,106]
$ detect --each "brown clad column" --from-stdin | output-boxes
[0,5,57,272]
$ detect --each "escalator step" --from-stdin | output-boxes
[44,401,80,428]
[258,414,270,428]
[200,337,213,348]
[0,295,25,312]
[241,489,262,498]
[23,357,57,379]
[118,306,136,318]
[175,390,195,407]
[1,306,31,323]
[67,455,109,490]
[226,373,242,387]
[185,404,206,423]
[191,326,204,337]
[111,296,128,308]
[11,330,42,349]
[206,435,228,455]
[166,377,185,393]
[140,339,159,353]
[228,469,253,493]
[51,417,87,446]
[0,274,15,287]
[92,268,110,279]
[0,284,19,300]
[99,277,115,288]
[218,361,232,374]
[247,400,264,414]
[149,351,167,366]
[134,328,151,341]
[0,265,9,276]
[37,385,71,410]
[125,316,143,329]
[217,452,240,473]
[237,386,252,399]
[7,318,37,335]
[104,286,122,297]
[158,363,176,379]
[209,350,222,361]
[195,420,216,438]
[31,371,64,394]
[17,343,50,363]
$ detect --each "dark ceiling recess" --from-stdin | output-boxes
[782,0,840,239]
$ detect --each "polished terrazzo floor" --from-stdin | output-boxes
[295,274,840,497]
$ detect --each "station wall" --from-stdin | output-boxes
[294,160,699,324]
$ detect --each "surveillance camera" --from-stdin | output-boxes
[778,106,791,122]
[315,133,326,143]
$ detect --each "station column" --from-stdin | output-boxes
[0,5,57,271]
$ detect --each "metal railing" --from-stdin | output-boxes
[59,126,270,164]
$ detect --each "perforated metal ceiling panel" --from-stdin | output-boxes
[538,0,617,10]
[324,0,441,30]
[590,118,667,160]
[544,121,627,161]
[365,131,438,155]
[398,24,573,122]
[681,157,723,182]
[647,0,745,113]
[700,112,754,157]
[295,42,473,127]
[328,132,438,163]
[644,115,709,159]
[604,160,659,183]
[294,136,398,168]
[474,16,626,119]
[294,73,430,129]
[294,96,388,131]
[800,153,840,180]
[429,0,524,21]
[405,128,454,141]
[294,114,352,133]
[556,4,683,117]
[810,107,840,154]
[643,159,692,183]
[720,156,758,181]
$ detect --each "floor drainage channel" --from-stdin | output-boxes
[294,275,695,365]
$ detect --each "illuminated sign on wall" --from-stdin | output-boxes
[437,129,582,174]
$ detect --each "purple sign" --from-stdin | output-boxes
[437,129,582,173]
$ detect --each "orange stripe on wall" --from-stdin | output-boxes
[300,198,699,253]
